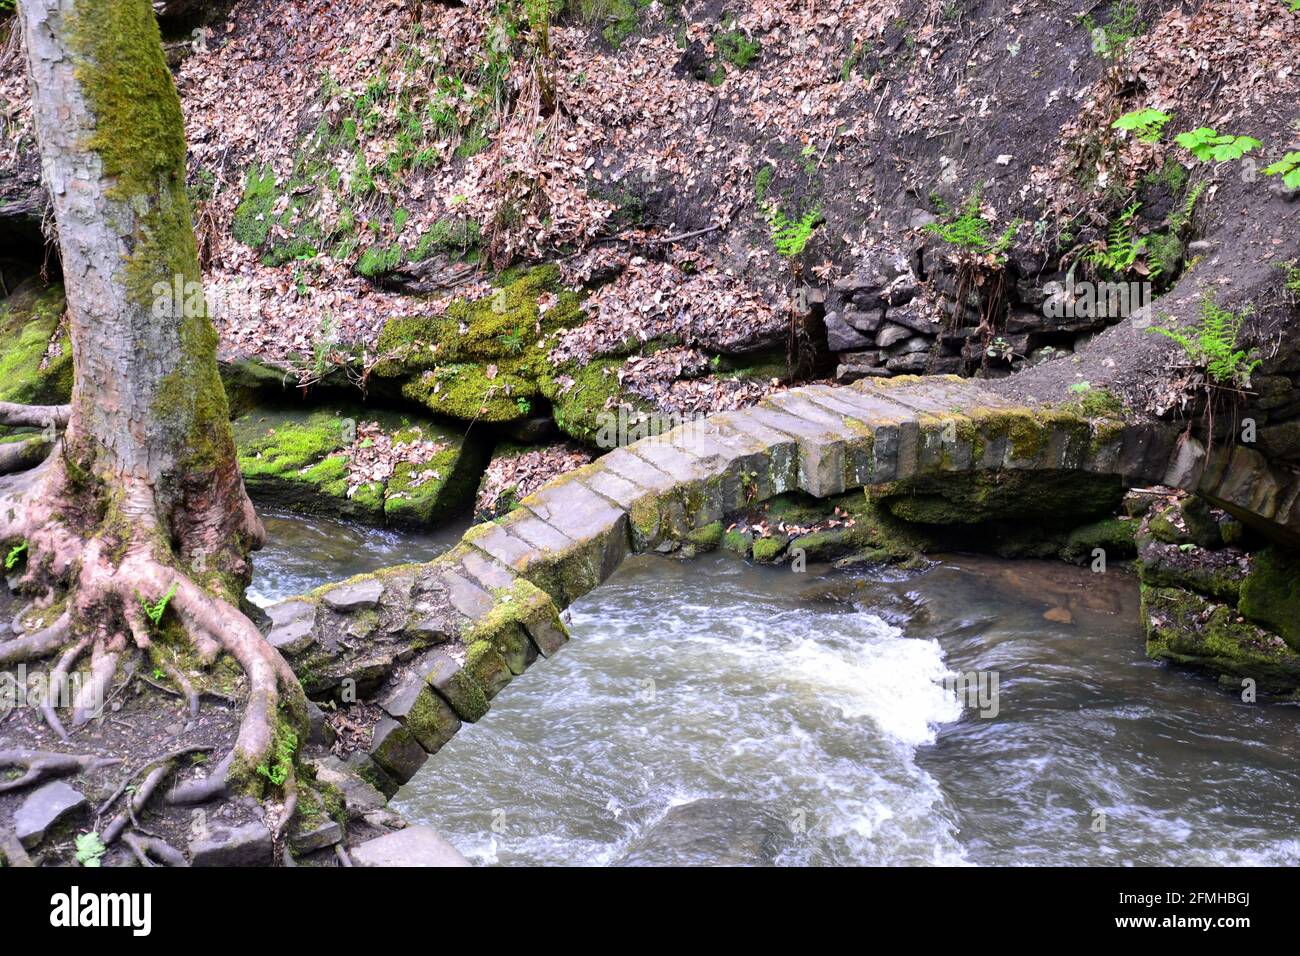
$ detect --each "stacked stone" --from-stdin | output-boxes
[827,243,1126,383]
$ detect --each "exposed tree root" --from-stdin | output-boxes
[103,761,173,845]
[0,749,120,794]
[0,438,51,475]
[0,611,70,667]
[122,831,187,868]
[0,401,70,429]
[1,460,306,843]
[97,745,212,819]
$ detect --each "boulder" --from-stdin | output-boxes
[349,826,470,867]
[14,782,88,849]
[825,312,874,351]
[189,821,273,867]
[875,323,913,349]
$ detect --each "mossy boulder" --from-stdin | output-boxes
[372,266,647,442]
[1239,547,1300,651]
[871,470,1124,527]
[1058,517,1136,564]
[751,534,790,563]
[233,404,487,526]
[1143,584,1300,696]
[0,280,72,409]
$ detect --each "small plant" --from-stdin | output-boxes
[140,582,179,628]
[75,833,107,868]
[754,165,774,204]
[256,727,298,787]
[1150,296,1260,389]
[767,205,822,259]
[1111,108,1170,144]
[497,328,526,355]
[1279,260,1300,302]
[4,541,27,570]
[1086,201,1145,275]
[515,397,532,416]
[1262,151,1300,190]
[1082,0,1142,59]
[925,188,1019,261]
[1174,128,1262,163]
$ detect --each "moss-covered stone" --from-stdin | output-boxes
[0,281,71,409]
[372,267,647,441]
[1143,584,1300,696]
[751,534,789,563]
[685,520,724,552]
[1239,547,1300,651]
[871,469,1123,527]
[1059,517,1136,564]
[233,404,484,526]
[721,528,753,556]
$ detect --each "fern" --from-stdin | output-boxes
[1262,151,1300,190]
[140,582,179,627]
[1150,296,1260,388]
[255,727,299,787]
[1086,201,1145,275]
[924,188,1019,260]
[1112,108,1170,143]
[1174,127,1262,163]
[4,541,27,570]
[767,205,822,258]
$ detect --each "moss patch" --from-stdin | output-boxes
[233,404,485,526]
[1239,547,1300,650]
[0,281,71,408]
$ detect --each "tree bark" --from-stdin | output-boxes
[0,0,304,825]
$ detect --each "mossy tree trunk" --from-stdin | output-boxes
[0,0,305,839]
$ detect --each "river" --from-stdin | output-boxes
[252,511,1300,866]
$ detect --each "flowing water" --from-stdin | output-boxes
[254,513,1300,867]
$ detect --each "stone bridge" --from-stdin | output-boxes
[274,375,1300,804]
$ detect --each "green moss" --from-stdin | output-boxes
[0,282,72,407]
[874,470,1123,527]
[722,528,753,556]
[1239,547,1300,650]
[234,405,481,525]
[1059,517,1136,564]
[356,243,403,279]
[233,164,278,248]
[1143,584,1300,695]
[751,534,789,563]
[685,520,724,551]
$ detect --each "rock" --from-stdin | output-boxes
[824,312,874,351]
[367,717,428,783]
[909,208,939,229]
[321,577,384,613]
[349,826,470,867]
[312,756,389,818]
[875,323,913,349]
[843,308,884,333]
[291,818,344,855]
[305,699,336,747]
[884,302,939,335]
[886,352,930,373]
[380,677,462,755]
[190,821,273,867]
[15,782,88,849]
[1239,548,1300,650]
[266,599,316,653]
[616,799,788,866]
[885,335,931,357]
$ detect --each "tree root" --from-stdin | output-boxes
[102,761,173,845]
[97,745,212,819]
[121,831,187,867]
[0,749,120,794]
[42,636,89,740]
[0,611,70,666]
[0,437,51,475]
[0,401,70,429]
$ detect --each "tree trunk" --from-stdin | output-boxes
[0,0,304,830]
[18,0,259,575]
